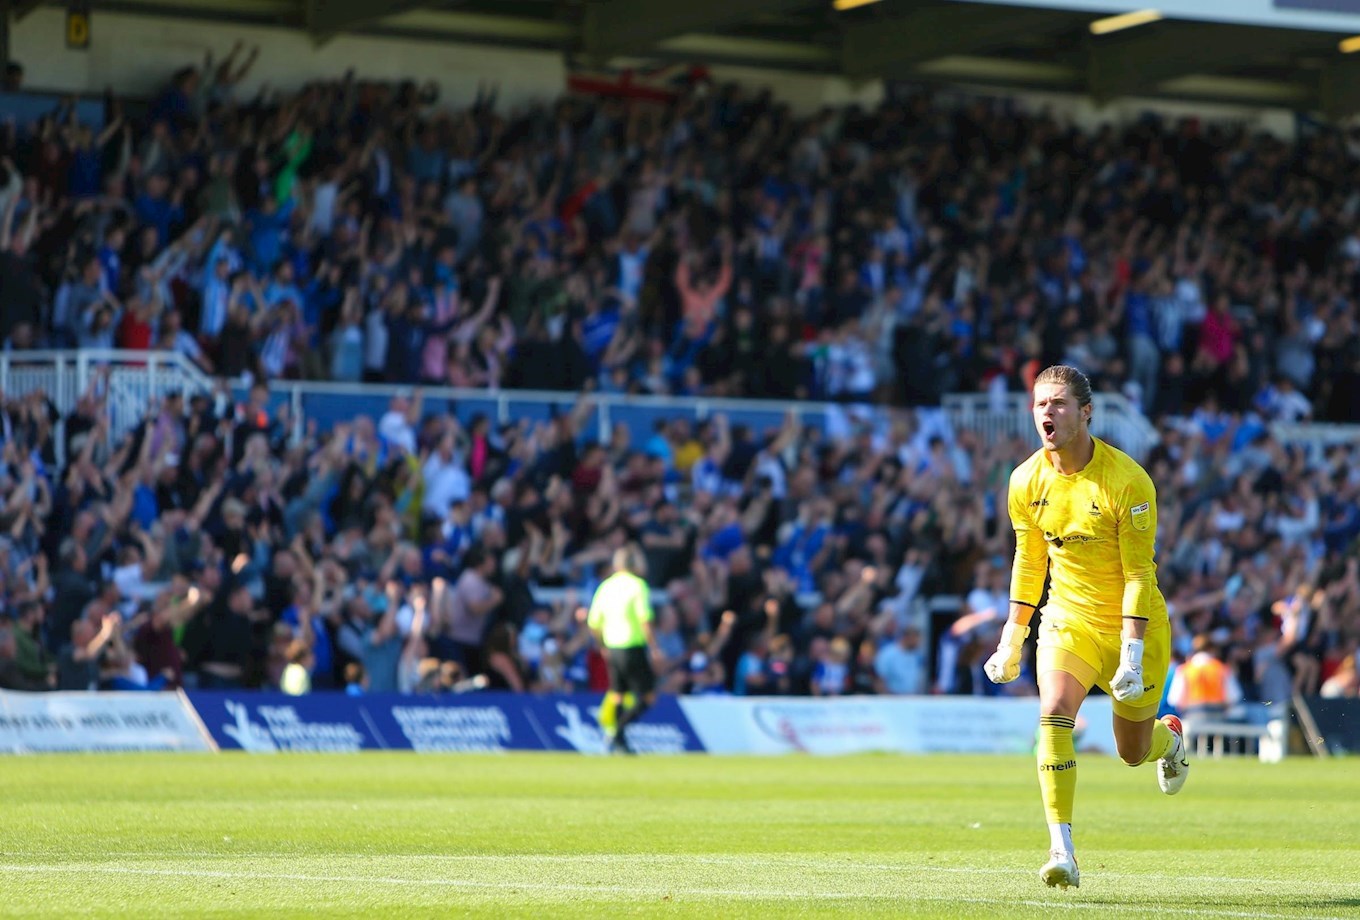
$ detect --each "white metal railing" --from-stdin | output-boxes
[1269,422,1360,464]
[260,378,870,447]
[0,351,214,464]
[3,352,949,455]
[14,351,1360,471]
[0,352,79,417]
[943,391,1160,460]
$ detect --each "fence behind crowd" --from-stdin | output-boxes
[1,351,1175,462]
[11,350,1360,462]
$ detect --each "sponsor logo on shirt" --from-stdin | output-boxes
[1130,501,1151,531]
[1043,532,1099,548]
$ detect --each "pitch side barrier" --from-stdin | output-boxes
[0,690,214,753]
[1297,697,1360,756]
[1,690,1325,758]
[0,691,1125,756]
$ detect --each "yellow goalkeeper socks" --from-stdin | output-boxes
[1037,714,1077,824]
[599,693,620,737]
[1139,717,1175,765]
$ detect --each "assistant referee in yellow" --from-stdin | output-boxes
[586,544,664,755]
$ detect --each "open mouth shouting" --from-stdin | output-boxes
[1042,420,1056,440]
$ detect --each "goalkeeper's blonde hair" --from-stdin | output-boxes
[1034,365,1093,424]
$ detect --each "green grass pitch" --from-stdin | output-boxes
[1,752,1357,918]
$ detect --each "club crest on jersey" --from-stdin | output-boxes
[1088,501,1101,516]
[1130,501,1151,531]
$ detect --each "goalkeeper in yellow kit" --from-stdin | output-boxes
[985,365,1189,890]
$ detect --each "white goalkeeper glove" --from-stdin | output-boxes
[1110,637,1145,702]
[983,622,1029,684]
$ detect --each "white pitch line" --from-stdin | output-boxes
[9,851,1357,893]
[0,863,1348,920]
[688,853,1360,891]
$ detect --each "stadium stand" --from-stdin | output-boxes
[0,49,1356,713]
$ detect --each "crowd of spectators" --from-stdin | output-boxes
[1,368,1356,705]
[4,48,1360,419]
[0,50,1356,703]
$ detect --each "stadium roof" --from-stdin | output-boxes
[56,0,1360,116]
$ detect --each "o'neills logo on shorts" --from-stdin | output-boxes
[1040,759,1077,772]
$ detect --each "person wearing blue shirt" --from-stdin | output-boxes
[581,300,620,369]
[281,588,335,690]
[149,68,197,129]
[97,226,125,295]
[201,229,244,293]
[246,196,294,273]
[874,626,926,695]
[733,636,769,696]
[265,261,306,312]
[200,259,233,339]
[130,481,160,532]
[775,506,831,593]
[642,420,673,470]
[859,248,886,299]
[67,107,121,200]
[133,174,184,249]
[1123,283,1159,413]
[101,644,171,691]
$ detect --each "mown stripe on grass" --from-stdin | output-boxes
[0,863,1347,920]
[6,851,1357,893]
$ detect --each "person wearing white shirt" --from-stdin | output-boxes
[309,169,342,238]
[364,303,390,382]
[378,391,421,456]
[111,536,165,615]
[617,237,650,301]
[422,433,471,518]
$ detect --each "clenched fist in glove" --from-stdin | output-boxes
[1109,637,1145,702]
[984,622,1029,684]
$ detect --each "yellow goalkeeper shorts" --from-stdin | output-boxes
[1036,611,1169,721]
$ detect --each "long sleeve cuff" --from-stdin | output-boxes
[1121,578,1151,622]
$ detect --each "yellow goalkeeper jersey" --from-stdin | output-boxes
[1008,437,1167,634]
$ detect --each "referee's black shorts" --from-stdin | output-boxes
[605,645,656,697]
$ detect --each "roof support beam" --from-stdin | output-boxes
[12,0,43,21]
[582,0,808,62]
[842,5,1076,79]
[1088,21,1320,104]
[1320,58,1360,119]
[304,0,436,46]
